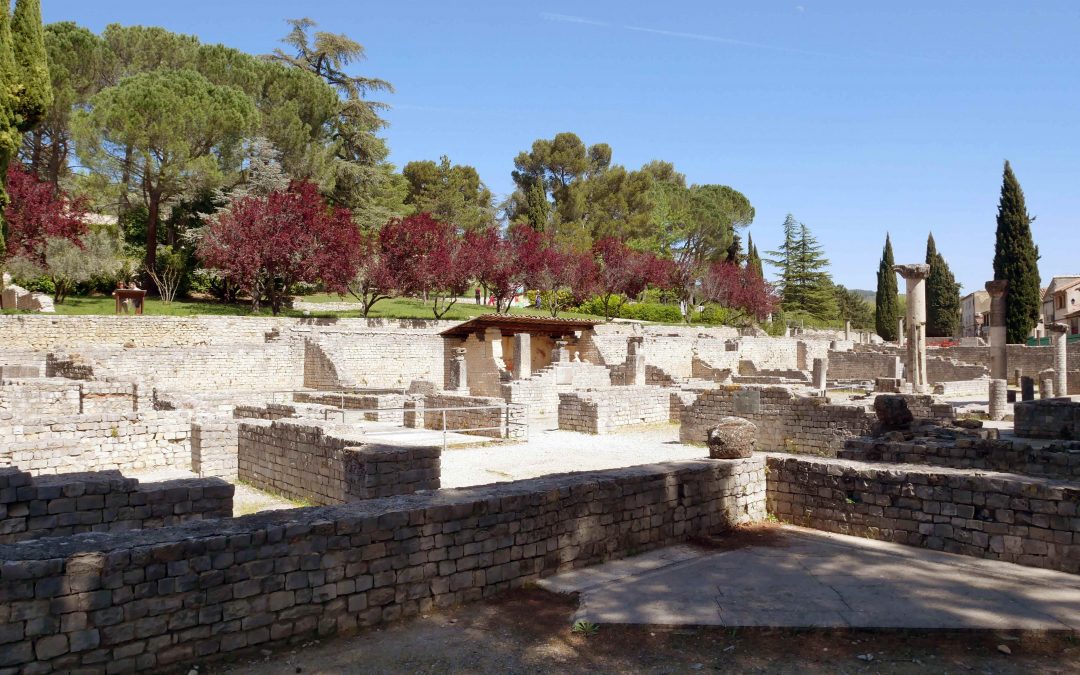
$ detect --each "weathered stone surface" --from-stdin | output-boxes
[873,395,914,431]
[707,417,757,459]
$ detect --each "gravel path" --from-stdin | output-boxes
[440,424,706,488]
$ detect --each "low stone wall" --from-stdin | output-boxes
[0,457,763,674]
[933,378,990,396]
[79,382,138,414]
[191,418,240,480]
[558,387,670,434]
[766,454,1080,573]
[927,357,989,383]
[0,412,192,475]
[294,392,407,424]
[680,386,875,456]
[412,392,515,439]
[238,420,440,505]
[0,468,233,544]
[1015,398,1080,440]
[0,379,81,416]
[839,435,1080,479]
[826,350,900,382]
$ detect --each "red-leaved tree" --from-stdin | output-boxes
[198,181,362,315]
[516,227,598,317]
[702,261,779,323]
[4,166,87,268]
[464,226,525,313]
[347,231,397,317]
[380,213,471,319]
[591,238,670,321]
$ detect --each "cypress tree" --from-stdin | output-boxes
[0,2,18,259]
[10,0,51,132]
[993,161,1041,343]
[746,233,763,278]
[875,233,900,341]
[925,233,961,337]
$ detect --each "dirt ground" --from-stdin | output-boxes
[218,586,1080,675]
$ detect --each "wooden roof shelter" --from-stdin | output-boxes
[440,314,600,339]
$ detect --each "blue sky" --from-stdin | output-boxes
[45,1,1080,293]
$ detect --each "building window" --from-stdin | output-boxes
[1057,294,1067,309]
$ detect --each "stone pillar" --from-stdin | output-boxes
[1050,323,1069,397]
[512,333,531,380]
[1013,368,1023,387]
[552,339,570,364]
[627,337,646,386]
[898,318,905,347]
[895,264,931,393]
[449,348,468,392]
[1020,376,1035,402]
[812,358,827,393]
[844,321,851,341]
[989,378,1008,421]
[1040,370,1056,399]
[985,280,1009,381]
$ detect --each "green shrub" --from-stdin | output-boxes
[617,302,683,323]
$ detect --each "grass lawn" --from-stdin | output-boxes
[20,294,602,321]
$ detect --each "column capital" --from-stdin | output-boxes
[985,279,1008,297]
[894,263,930,280]
[1048,322,1070,335]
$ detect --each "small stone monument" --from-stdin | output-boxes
[706,417,756,459]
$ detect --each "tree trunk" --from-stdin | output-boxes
[119,145,134,213]
[145,189,160,291]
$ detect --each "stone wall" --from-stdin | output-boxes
[558,387,671,434]
[294,392,407,424]
[1015,399,1080,440]
[826,351,900,381]
[0,469,233,544]
[864,342,1080,391]
[0,412,192,475]
[414,393,516,439]
[237,420,440,505]
[926,357,989,383]
[0,458,763,674]
[0,380,81,416]
[839,435,1080,479]
[680,386,875,456]
[191,418,240,480]
[767,454,1080,573]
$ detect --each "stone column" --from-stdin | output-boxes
[895,264,931,393]
[898,318,905,347]
[627,337,646,386]
[812,358,828,393]
[449,348,468,392]
[1013,368,1023,387]
[552,339,570,364]
[1040,370,1056,399]
[1020,376,1035,402]
[512,333,532,380]
[985,280,1009,381]
[844,321,851,341]
[1050,323,1069,397]
[989,378,1008,421]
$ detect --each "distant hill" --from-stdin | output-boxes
[851,289,876,304]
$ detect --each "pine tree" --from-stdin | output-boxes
[925,233,961,337]
[993,161,1041,343]
[766,215,836,319]
[875,233,900,341]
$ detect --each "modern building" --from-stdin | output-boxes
[960,290,990,338]
[1042,276,1080,335]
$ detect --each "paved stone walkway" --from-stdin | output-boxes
[538,526,1080,630]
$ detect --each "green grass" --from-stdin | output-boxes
[20,293,602,321]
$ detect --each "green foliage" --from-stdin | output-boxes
[746,233,763,278]
[875,234,900,341]
[10,0,51,132]
[993,161,1041,343]
[766,215,836,320]
[834,284,875,329]
[571,620,599,637]
[613,301,684,323]
[5,230,125,303]
[925,233,960,337]
[403,155,494,231]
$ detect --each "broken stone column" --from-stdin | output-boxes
[552,339,570,364]
[985,280,1009,381]
[898,318,905,347]
[627,337,646,386]
[706,417,756,459]
[989,378,1008,421]
[449,348,468,392]
[1021,376,1035,402]
[512,333,531,380]
[1050,323,1069,397]
[844,321,851,341]
[1040,369,1056,399]
[812,357,827,393]
[895,264,931,394]
[1013,368,1023,387]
